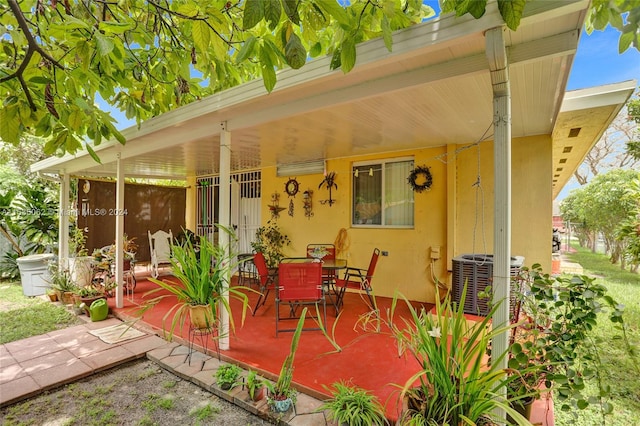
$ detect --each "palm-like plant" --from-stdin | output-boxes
[142,226,251,340]
[390,285,529,426]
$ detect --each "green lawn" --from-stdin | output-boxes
[554,246,640,426]
[0,281,80,344]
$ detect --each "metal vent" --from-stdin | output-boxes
[451,254,524,316]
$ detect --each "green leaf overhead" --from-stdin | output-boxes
[284,33,306,69]
[1,0,635,157]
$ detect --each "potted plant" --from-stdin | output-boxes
[387,284,530,426]
[68,225,93,287]
[250,220,291,268]
[75,285,107,315]
[46,261,78,304]
[318,381,387,426]
[265,307,306,413]
[141,226,251,341]
[245,370,266,402]
[215,363,242,390]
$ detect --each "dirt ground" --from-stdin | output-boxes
[0,359,270,426]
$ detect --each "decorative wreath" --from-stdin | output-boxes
[407,165,433,193]
[285,178,299,197]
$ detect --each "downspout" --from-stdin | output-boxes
[219,122,231,351]
[486,24,511,406]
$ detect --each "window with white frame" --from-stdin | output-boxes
[352,158,414,227]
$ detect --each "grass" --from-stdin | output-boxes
[0,281,80,344]
[554,245,640,426]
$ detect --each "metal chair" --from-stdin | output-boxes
[306,243,337,296]
[148,229,173,278]
[252,252,278,315]
[276,258,325,336]
[237,253,259,287]
[335,248,380,311]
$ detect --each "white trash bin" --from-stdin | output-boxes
[16,253,55,297]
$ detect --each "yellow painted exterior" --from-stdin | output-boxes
[257,134,552,304]
[184,136,553,304]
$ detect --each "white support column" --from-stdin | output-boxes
[486,26,511,418]
[59,173,70,267]
[219,122,231,350]
[115,153,125,308]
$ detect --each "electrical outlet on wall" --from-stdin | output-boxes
[430,246,441,260]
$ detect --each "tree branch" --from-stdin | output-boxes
[2,0,66,109]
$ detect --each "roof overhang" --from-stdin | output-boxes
[32,0,622,196]
[551,80,637,199]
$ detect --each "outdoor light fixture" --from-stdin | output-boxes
[276,160,325,177]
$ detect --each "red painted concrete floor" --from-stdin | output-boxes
[109,275,554,424]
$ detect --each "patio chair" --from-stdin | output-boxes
[237,253,259,288]
[335,248,380,311]
[276,259,325,336]
[252,251,278,315]
[148,229,173,279]
[306,243,337,293]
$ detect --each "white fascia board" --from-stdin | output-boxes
[561,80,638,112]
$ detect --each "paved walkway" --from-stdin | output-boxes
[0,315,327,425]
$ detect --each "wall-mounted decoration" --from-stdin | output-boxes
[269,192,285,220]
[318,171,337,206]
[303,190,313,219]
[407,165,433,193]
[284,178,299,197]
[288,198,294,217]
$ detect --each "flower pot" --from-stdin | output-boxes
[220,382,233,391]
[250,386,265,402]
[189,304,215,329]
[60,291,75,305]
[47,292,58,302]
[507,397,534,423]
[270,397,292,413]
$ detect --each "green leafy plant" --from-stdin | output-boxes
[266,308,306,409]
[250,220,290,268]
[245,370,265,401]
[46,261,77,293]
[387,285,528,426]
[514,264,635,419]
[141,226,251,341]
[215,363,242,390]
[318,380,388,426]
[69,226,88,257]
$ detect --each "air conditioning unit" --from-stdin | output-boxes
[451,254,525,316]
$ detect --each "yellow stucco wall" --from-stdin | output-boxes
[455,135,552,272]
[260,148,449,303]
[250,134,551,304]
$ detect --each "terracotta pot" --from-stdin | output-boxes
[60,291,75,305]
[189,304,214,329]
[47,292,58,302]
[250,386,265,402]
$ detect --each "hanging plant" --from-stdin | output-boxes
[407,165,433,193]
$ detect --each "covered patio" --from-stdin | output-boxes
[30,0,634,423]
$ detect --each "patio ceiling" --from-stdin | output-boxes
[32,0,632,198]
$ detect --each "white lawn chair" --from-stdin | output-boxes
[148,230,173,279]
